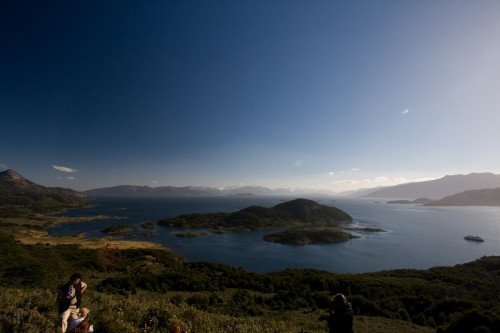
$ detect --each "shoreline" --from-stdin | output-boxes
[16,229,166,249]
[0,215,167,250]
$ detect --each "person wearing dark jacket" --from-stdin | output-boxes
[57,273,87,333]
[328,293,354,333]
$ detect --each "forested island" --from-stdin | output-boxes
[158,198,360,244]
[102,224,137,234]
[263,227,358,245]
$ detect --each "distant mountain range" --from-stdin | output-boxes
[3,169,500,207]
[85,173,500,200]
[84,185,334,197]
[359,172,500,200]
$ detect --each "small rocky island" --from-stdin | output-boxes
[102,224,138,234]
[171,231,210,238]
[158,198,365,245]
[264,227,358,245]
[387,198,434,205]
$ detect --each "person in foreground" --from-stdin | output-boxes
[57,273,80,333]
[68,320,92,333]
[69,307,94,332]
[327,293,354,333]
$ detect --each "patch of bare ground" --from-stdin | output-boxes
[14,229,164,249]
[1,215,165,250]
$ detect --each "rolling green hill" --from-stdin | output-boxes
[159,198,353,231]
[0,169,85,216]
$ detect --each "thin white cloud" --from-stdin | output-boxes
[402,109,409,114]
[330,168,358,176]
[66,176,75,180]
[152,180,158,185]
[53,165,78,173]
[294,160,303,167]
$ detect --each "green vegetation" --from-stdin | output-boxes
[344,227,386,233]
[0,169,85,217]
[142,221,158,228]
[1,173,498,332]
[102,224,137,234]
[1,230,499,332]
[263,227,358,245]
[159,199,353,231]
[171,231,210,238]
[159,198,356,244]
[0,191,84,217]
[0,287,434,333]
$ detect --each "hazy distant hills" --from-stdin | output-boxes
[84,185,221,197]
[0,169,85,216]
[360,172,500,200]
[423,187,500,206]
[84,185,333,197]
[4,168,500,207]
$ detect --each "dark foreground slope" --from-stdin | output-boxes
[0,231,498,333]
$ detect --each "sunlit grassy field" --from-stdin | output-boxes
[0,287,434,333]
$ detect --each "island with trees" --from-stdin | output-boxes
[158,198,378,245]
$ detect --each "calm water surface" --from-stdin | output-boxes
[49,196,500,273]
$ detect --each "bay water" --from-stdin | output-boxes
[49,196,500,273]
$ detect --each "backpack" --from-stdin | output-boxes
[56,283,73,313]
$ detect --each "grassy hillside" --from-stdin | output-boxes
[0,231,499,332]
[0,287,435,333]
[0,169,85,217]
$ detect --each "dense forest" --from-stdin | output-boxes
[1,231,499,332]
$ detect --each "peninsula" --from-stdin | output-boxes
[0,169,163,250]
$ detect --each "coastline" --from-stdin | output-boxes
[0,215,166,250]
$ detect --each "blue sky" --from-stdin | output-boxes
[1,1,500,192]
